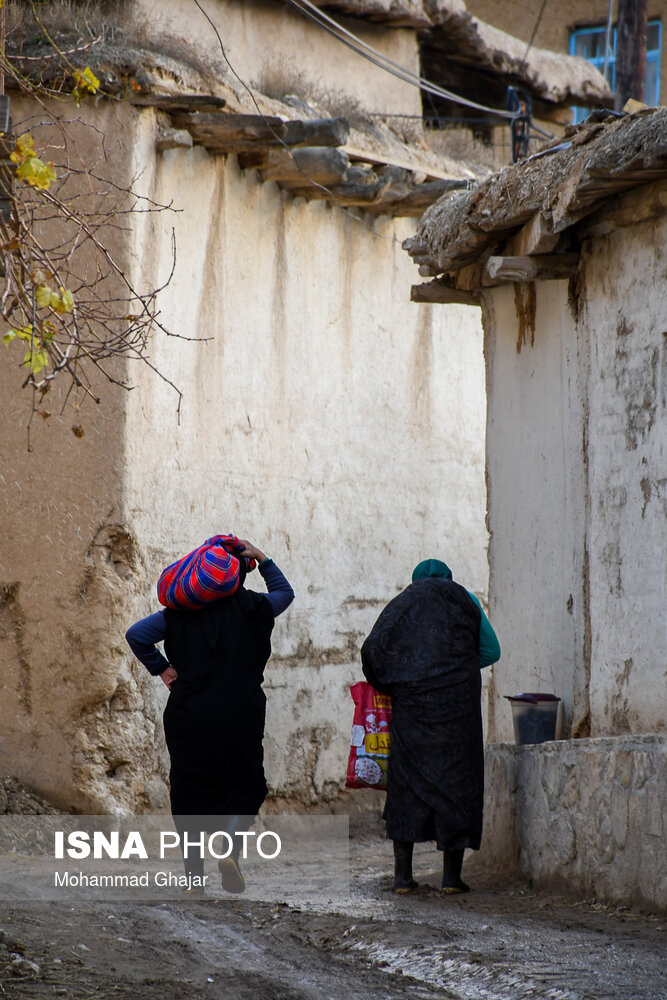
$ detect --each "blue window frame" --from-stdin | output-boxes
[570,20,662,124]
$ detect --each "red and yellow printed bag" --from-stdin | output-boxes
[345,681,392,791]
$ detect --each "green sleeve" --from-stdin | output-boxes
[467,592,501,668]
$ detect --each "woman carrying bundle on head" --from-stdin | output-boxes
[126,534,294,893]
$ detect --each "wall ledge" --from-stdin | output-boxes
[473,735,666,911]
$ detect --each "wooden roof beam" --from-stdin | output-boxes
[239,146,350,188]
[130,94,227,113]
[484,254,580,284]
[169,112,350,154]
[411,280,481,305]
[509,212,560,256]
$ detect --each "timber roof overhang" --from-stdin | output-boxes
[283,0,612,110]
[4,0,610,219]
[405,106,667,303]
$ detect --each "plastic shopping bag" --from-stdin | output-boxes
[345,681,392,791]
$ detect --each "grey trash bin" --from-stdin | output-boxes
[504,693,560,745]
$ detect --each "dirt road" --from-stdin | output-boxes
[1,836,664,1000]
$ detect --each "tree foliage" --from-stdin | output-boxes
[1,1,184,445]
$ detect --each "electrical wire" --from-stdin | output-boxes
[284,0,519,120]
[187,0,517,236]
[520,0,549,67]
[602,0,615,85]
[190,0,399,239]
[369,113,553,138]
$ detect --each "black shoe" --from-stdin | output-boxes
[393,878,419,894]
[393,840,417,893]
[442,849,469,893]
[441,878,470,894]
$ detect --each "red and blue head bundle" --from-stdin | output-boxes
[157,534,256,610]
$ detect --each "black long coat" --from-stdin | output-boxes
[163,587,274,819]
[361,577,483,851]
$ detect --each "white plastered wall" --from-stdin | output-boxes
[130,0,423,119]
[122,105,489,803]
[583,220,667,736]
[484,215,666,742]
[483,282,588,742]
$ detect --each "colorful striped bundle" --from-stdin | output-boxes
[157,534,255,610]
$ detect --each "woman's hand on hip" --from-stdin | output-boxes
[160,665,178,691]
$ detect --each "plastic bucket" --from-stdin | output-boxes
[504,693,560,745]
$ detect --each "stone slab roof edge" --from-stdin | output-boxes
[405,107,667,275]
[279,0,610,106]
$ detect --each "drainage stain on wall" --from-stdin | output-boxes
[0,582,32,714]
[514,281,536,352]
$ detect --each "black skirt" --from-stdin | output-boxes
[163,587,274,818]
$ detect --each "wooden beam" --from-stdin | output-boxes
[451,260,488,292]
[130,94,227,112]
[411,281,481,305]
[169,112,287,152]
[418,263,444,277]
[233,149,466,217]
[282,117,349,148]
[391,178,468,216]
[577,177,667,238]
[238,146,349,187]
[283,164,398,206]
[509,212,560,256]
[484,253,580,283]
[169,113,349,154]
[343,138,475,183]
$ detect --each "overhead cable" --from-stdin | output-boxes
[190,0,395,240]
[285,0,519,120]
[602,0,614,84]
[520,0,549,67]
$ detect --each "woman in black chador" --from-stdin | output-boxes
[361,558,499,894]
[126,541,293,892]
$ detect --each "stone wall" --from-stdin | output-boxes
[469,736,666,912]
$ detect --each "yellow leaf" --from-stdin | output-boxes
[31,349,49,374]
[35,284,52,308]
[72,67,100,106]
[10,135,35,164]
[60,288,74,312]
[9,324,33,342]
[82,67,100,91]
[12,135,57,190]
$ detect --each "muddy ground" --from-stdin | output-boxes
[1,834,665,1000]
